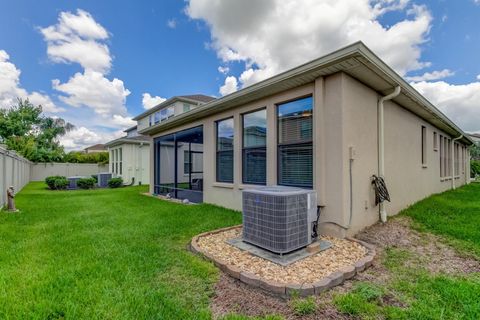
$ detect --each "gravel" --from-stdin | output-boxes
[196,227,367,285]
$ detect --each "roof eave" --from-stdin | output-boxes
[138,41,473,145]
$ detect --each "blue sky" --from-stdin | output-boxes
[0,0,479,149]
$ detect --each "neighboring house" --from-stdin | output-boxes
[135,42,473,237]
[468,133,480,144]
[83,144,107,153]
[105,126,150,185]
[133,94,216,132]
[107,95,214,186]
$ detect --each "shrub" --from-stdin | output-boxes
[91,175,98,183]
[77,177,96,189]
[45,175,67,190]
[108,177,123,188]
[53,177,68,190]
[471,160,480,178]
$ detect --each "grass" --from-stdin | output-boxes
[290,296,316,316]
[2,181,480,319]
[333,183,480,319]
[0,182,241,319]
[403,183,480,258]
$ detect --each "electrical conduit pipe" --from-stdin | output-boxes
[378,86,401,223]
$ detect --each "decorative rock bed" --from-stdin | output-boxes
[190,225,376,297]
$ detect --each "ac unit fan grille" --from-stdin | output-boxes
[242,192,309,253]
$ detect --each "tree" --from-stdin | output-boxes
[0,98,74,162]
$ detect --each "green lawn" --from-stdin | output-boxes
[333,183,480,320]
[1,182,480,320]
[0,182,241,319]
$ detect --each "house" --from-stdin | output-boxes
[135,42,473,237]
[106,95,215,186]
[105,126,150,185]
[468,133,480,144]
[83,144,107,153]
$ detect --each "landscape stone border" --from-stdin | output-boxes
[190,226,376,297]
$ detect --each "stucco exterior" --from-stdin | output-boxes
[140,43,472,237]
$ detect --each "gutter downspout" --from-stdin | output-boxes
[451,134,463,189]
[378,86,401,223]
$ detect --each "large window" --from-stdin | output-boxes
[277,96,313,188]
[242,109,267,184]
[216,118,234,183]
[421,126,427,166]
[119,148,123,175]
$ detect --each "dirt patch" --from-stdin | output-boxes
[356,216,480,274]
[211,273,353,320]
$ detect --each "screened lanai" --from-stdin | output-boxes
[153,125,204,203]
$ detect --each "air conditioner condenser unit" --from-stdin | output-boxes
[242,186,317,254]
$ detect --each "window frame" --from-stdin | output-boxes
[421,126,427,166]
[241,107,267,185]
[215,117,235,183]
[276,95,313,188]
[433,132,438,151]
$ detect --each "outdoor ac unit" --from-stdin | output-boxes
[97,172,112,188]
[242,186,317,254]
[67,176,84,189]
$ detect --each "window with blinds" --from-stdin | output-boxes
[216,118,234,183]
[277,96,313,188]
[242,109,266,184]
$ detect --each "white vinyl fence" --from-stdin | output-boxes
[0,146,31,208]
[30,163,109,181]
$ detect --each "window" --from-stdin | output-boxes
[184,150,191,174]
[277,96,313,188]
[447,138,451,176]
[119,148,123,175]
[433,132,437,151]
[154,112,161,124]
[462,145,465,174]
[216,118,234,183]
[421,126,427,166]
[111,150,114,172]
[454,143,460,176]
[160,109,167,121]
[166,106,174,118]
[115,149,118,174]
[183,103,191,113]
[439,135,443,177]
[242,109,267,184]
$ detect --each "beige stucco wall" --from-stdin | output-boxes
[339,73,469,236]
[147,72,470,237]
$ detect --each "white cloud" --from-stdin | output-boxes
[477,74,480,80]
[186,0,432,89]
[40,9,111,73]
[59,126,123,151]
[412,80,480,132]
[142,93,166,109]
[0,49,62,112]
[167,19,177,29]
[53,70,130,116]
[405,69,454,82]
[218,66,230,74]
[219,76,238,96]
